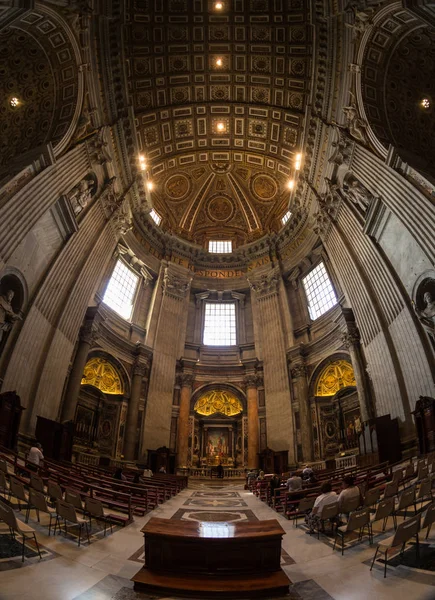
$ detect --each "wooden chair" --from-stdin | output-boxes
[364,486,381,509]
[26,488,57,534]
[9,476,29,512]
[0,458,8,474]
[370,514,421,578]
[417,464,429,481]
[403,462,415,483]
[334,508,372,555]
[84,497,113,536]
[55,499,90,547]
[0,500,42,562]
[370,497,395,533]
[422,502,435,540]
[391,469,403,487]
[392,487,416,529]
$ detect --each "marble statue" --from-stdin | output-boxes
[415,291,435,328]
[341,92,367,143]
[68,178,95,215]
[0,290,22,344]
[342,178,372,212]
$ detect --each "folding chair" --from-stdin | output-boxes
[415,478,432,510]
[370,514,421,578]
[30,473,45,494]
[65,489,84,513]
[316,501,339,539]
[334,508,372,555]
[0,470,10,500]
[364,486,381,509]
[84,497,113,536]
[9,476,29,513]
[55,499,90,547]
[340,494,361,517]
[287,496,315,526]
[47,480,63,504]
[392,486,416,529]
[26,488,57,535]
[0,500,42,562]
[422,502,435,540]
[403,462,415,483]
[0,458,8,474]
[391,469,403,488]
[417,464,429,481]
[383,480,399,500]
[370,497,395,533]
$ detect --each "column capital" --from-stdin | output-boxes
[79,321,100,346]
[341,326,360,349]
[291,364,308,379]
[162,266,192,300]
[180,373,195,387]
[247,267,281,300]
[244,374,262,389]
[133,359,149,377]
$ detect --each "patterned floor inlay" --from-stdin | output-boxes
[74,574,331,600]
[171,508,258,523]
[0,531,59,571]
[192,491,242,498]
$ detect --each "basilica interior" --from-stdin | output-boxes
[0,0,435,598]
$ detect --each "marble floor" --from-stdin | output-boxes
[1,480,435,600]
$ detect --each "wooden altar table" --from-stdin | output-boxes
[132,517,290,597]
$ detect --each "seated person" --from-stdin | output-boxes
[302,466,314,480]
[270,473,282,493]
[113,467,127,481]
[338,475,361,511]
[286,471,303,492]
[305,481,338,533]
[257,470,265,481]
[304,472,319,487]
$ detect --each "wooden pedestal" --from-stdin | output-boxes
[132,517,290,598]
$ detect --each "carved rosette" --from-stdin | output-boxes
[162,268,191,300]
[248,269,281,300]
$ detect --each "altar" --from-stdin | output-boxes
[132,517,290,598]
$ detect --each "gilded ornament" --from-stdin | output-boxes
[81,357,124,395]
[194,390,243,417]
[316,360,356,397]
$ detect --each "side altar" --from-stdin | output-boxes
[132,517,290,598]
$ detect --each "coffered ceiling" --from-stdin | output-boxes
[124,0,313,246]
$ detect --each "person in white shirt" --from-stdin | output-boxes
[337,475,361,511]
[27,443,44,471]
[287,472,303,492]
[305,481,338,533]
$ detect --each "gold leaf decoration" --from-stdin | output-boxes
[316,360,356,397]
[81,357,123,395]
[194,390,243,416]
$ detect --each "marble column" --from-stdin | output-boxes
[61,312,99,423]
[290,363,313,462]
[341,325,372,422]
[176,373,194,468]
[124,353,149,461]
[245,375,260,468]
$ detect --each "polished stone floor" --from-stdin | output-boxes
[1,479,435,600]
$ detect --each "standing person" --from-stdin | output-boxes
[27,443,44,472]
[217,462,224,479]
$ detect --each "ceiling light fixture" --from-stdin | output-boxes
[216,122,225,132]
[287,180,295,190]
[421,98,430,109]
[216,58,223,67]
[146,181,153,191]
[295,153,302,170]
[139,154,147,171]
[10,97,20,108]
[214,2,224,9]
